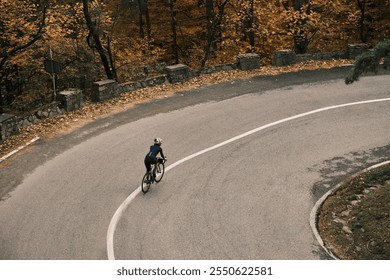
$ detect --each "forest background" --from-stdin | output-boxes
[1,0,390,115]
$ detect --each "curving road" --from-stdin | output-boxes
[0,68,389,260]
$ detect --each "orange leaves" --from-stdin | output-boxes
[0,1,43,49]
[274,0,365,52]
[0,0,49,76]
[1,0,389,110]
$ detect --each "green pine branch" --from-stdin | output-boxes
[345,39,390,84]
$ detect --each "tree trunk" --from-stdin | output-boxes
[293,0,310,54]
[137,0,145,38]
[205,0,216,52]
[294,0,308,11]
[145,0,152,42]
[202,0,229,67]
[169,0,179,64]
[357,0,367,43]
[107,37,117,80]
[244,0,255,48]
[82,0,114,79]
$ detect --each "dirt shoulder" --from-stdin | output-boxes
[318,163,390,259]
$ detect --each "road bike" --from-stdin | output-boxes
[141,158,166,193]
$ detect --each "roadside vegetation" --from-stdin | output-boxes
[319,163,390,259]
[1,0,390,115]
[346,39,390,84]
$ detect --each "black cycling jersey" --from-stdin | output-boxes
[146,144,165,159]
[144,144,165,173]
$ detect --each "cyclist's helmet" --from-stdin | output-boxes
[154,138,162,145]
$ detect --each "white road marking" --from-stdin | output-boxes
[107,98,390,260]
[0,137,40,163]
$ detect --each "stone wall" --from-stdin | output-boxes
[272,44,368,66]
[347,43,369,59]
[272,50,296,67]
[237,53,261,70]
[120,75,167,93]
[91,80,120,102]
[295,50,348,64]
[90,61,242,104]
[57,89,83,112]
[0,102,64,141]
[0,114,18,141]
[165,64,190,83]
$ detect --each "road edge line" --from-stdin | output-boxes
[0,136,40,164]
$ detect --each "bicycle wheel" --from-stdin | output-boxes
[141,173,151,193]
[154,162,165,183]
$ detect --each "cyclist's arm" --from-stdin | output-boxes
[159,148,165,159]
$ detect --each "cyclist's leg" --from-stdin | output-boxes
[147,156,158,178]
[155,158,162,173]
[143,158,152,183]
[144,157,152,173]
[152,160,159,177]
[154,158,165,183]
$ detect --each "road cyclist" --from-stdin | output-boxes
[142,138,167,193]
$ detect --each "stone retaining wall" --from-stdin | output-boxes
[165,64,190,83]
[237,53,261,70]
[91,61,242,104]
[295,50,348,64]
[272,44,368,66]
[0,114,18,141]
[91,80,120,102]
[272,50,295,67]
[0,103,64,141]
[347,43,369,59]
[57,89,82,112]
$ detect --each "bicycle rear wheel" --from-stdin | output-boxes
[141,173,151,193]
[154,162,165,183]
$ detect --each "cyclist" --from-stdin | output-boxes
[144,138,166,177]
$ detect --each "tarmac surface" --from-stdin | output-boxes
[0,68,389,259]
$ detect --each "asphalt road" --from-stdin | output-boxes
[0,68,389,259]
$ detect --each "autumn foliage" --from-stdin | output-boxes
[1,0,389,114]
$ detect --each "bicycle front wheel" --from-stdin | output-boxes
[141,173,151,193]
[154,163,165,183]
